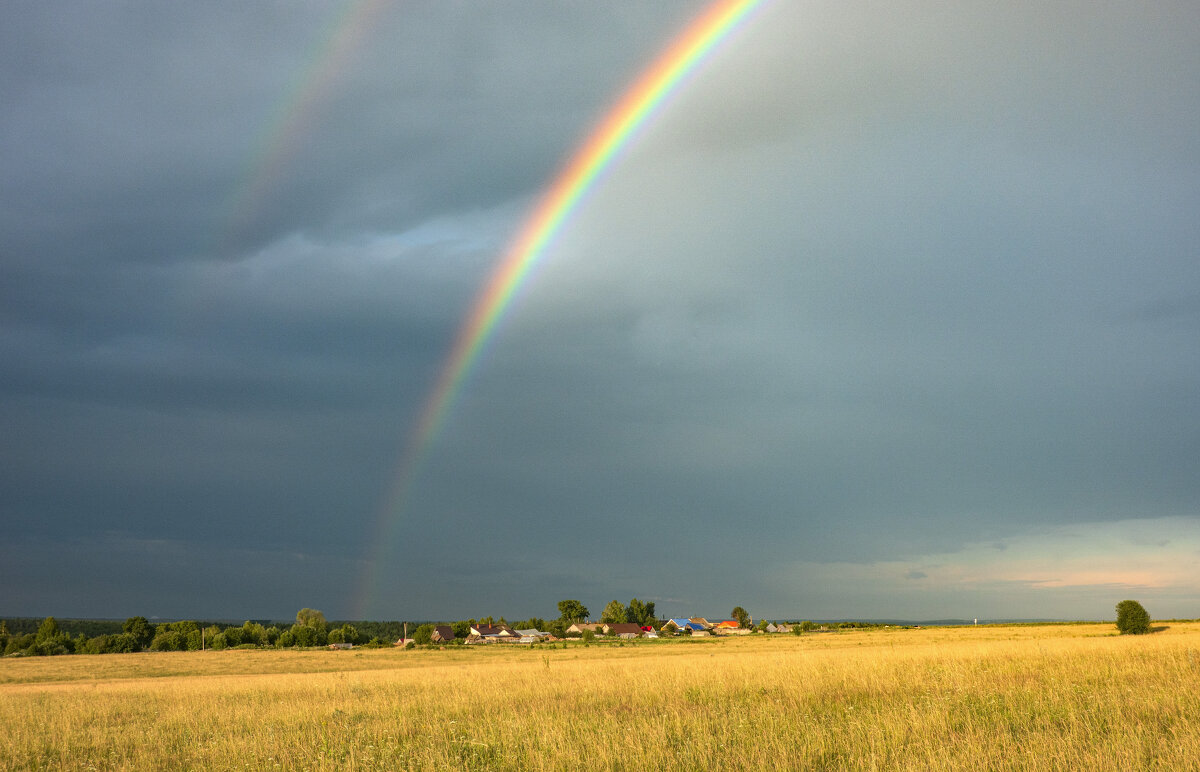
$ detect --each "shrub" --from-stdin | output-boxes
[1116,600,1150,635]
[413,624,435,646]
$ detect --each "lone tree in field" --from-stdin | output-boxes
[1115,600,1150,635]
[731,606,751,629]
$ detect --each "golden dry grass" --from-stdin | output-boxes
[3,623,1200,770]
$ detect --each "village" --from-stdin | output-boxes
[389,617,806,647]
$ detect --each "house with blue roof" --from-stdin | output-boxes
[661,618,708,633]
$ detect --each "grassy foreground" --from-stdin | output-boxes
[3,623,1200,770]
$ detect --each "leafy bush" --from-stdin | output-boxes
[413,624,435,645]
[1116,600,1150,635]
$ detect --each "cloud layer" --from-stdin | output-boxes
[2,1,1198,621]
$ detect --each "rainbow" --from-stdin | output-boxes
[358,0,767,617]
[220,0,388,252]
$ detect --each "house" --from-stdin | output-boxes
[714,620,741,631]
[468,624,518,643]
[603,623,643,638]
[393,638,415,647]
[688,618,714,630]
[514,628,550,641]
[328,642,353,650]
[774,623,792,633]
[662,618,707,634]
[431,625,456,643]
[566,622,603,635]
[765,623,778,633]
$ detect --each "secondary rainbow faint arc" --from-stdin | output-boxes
[361,0,767,614]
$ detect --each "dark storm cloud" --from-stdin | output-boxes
[2,1,1198,621]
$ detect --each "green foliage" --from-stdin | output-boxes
[6,633,34,655]
[547,620,566,639]
[1116,600,1151,635]
[296,608,327,632]
[150,630,185,651]
[240,621,268,646]
[625,598,656,626]
[581,629,595,644]
[757,619,770,632]
[452,620,471,639]
[413,624,435,645]
[731,607,751,629]
[290,624,325,647]
[801,620,816,633]
[36,617,62,642]
[338,624,359,645]
[25,617,75,655]
[600,600,626,625]
[122,617,155,648]
[208,633,228,650]
[557,600,589,624]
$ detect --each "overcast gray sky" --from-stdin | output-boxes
[2,1,1198,623]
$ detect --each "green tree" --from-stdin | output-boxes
[731,607,751,629]
[150,630,185,651]
[36,617,61,642]
[241,621,268,646]
[557,600,589,624]
[547,620,566,639]
[625,598,656,626]
[452,620,471,639]
[413,624,435,645]
[1116,600,1151,635]
[296,608,327,631]
[757,619,770,633]
[600,600,626,625]
[223,626,244,646]
[122,616,155,649]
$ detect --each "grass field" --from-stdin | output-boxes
[3,622,1200,770]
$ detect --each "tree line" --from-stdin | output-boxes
[0,610,424,657]
[2,594,918,657]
